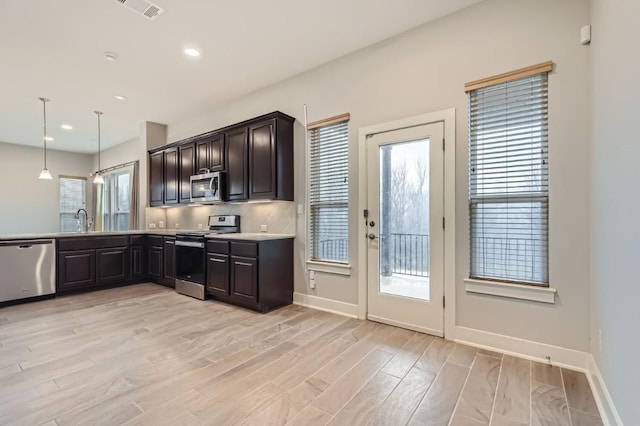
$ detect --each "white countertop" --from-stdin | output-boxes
[205,233,295,241]
[0,230,294,241]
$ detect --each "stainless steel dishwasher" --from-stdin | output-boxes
[0,239,56,303]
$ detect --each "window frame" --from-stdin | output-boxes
[100,166,133,232]
[306,113,352,276]
[59,175,87,233]
[466,62,553,292]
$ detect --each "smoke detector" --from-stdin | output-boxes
[115,0,164,21]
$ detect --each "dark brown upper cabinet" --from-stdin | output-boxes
[178,142,195,204]
[163,147,179,205]
[225,127,249,201]
[149,151,164,207]
[248,114,294,201]
[248,120,276,199]
[148,111,294,206]
[195,134,225,173]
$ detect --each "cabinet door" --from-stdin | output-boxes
[149,151,164,206]
[195,135,225,173]
[58,250,95,291]
[225,127,249,201]
[207,253,230,297]
[208,134,225,171]
[248,119,276,199]
[147,246,163,280]
[195,138,210,173]
[230,255,258,303]
[164,147,179,205]
[131,245,145,278]
[163,238,176,282]
[96,247,130,284]
[179,143,195,204]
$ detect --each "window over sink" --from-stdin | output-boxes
[59,176,87,232]
[94,163,138,231]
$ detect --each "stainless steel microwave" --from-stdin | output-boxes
[190,170,224,203]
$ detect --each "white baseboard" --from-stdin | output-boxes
[454,326,590,370]
[587,355,623,426]
[293,292,358,318]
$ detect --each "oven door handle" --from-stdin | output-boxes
[175,241,205,248]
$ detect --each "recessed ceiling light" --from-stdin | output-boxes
[61,124,73,130]
[104,51,119,61]
[44,136,54,142]
[184,48,201,57]
[114,95,127,101]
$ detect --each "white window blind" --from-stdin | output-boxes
[309,118,349,263]
[468,71,549,286]
[59,177,87,232]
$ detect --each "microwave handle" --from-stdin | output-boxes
[211,176,219,196]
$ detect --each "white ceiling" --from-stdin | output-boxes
[0,0,480,153]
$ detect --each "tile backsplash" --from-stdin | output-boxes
[145,201,296,234]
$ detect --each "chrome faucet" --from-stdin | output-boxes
[74,209,94,232]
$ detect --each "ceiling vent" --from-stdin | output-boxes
[115,0,163,21]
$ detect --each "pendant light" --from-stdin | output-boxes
[38,97,52,180]
[93,111,105,184]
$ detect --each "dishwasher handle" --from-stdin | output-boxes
[0,239,54,248]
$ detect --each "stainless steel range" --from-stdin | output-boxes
[175,215,240,300]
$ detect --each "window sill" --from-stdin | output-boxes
[464,278,556,304]
[307,260,352,276]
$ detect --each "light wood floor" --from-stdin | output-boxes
[0,284,602,426]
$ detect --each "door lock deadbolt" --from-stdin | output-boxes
[369,221,375,227]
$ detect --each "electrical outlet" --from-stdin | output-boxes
[298,204,304,215]
[197,223,203,229]
[175,223,179,229]
[260,224,268,232]
[309,270,316,289]
[159,221,164,229]
[148,223,157,229]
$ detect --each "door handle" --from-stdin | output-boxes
[368,233,378,240]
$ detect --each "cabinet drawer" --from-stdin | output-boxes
[58,238,97,251]
[100,236,129,248]
[147,235,163,247]
[230,241,258,257]
[130,235,145,246]
[207,240,229,254]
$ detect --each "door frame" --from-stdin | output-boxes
[357,108,456,338]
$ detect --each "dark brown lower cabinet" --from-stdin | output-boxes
[205,238,293,312]
[206,253,229,297]
[131,245,145,278]
[96,247,129,284]
[147,246,163,281]
[163,237,175,287]
[230,255,258,303]
[58,250,96,291]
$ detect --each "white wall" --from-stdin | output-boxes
[92,137,139,171]
[590,0,640,422]
[0,142,93,234]
[164,0,592,351]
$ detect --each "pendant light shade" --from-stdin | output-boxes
[38,97,53,180]
[93,111,104,185]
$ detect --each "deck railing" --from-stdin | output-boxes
[318,234,542,281]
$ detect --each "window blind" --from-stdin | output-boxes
[468,71,549,285]
[59,177,86,232]
[309,118,349,263]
